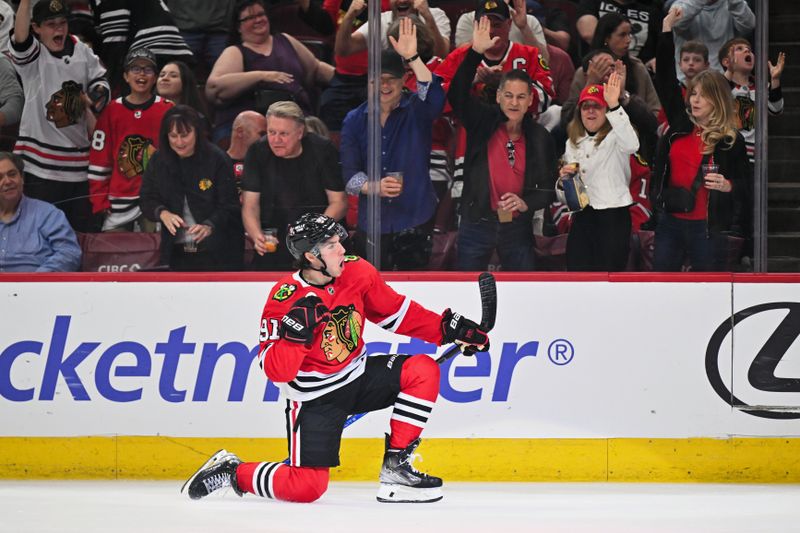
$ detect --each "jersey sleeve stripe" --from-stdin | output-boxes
[396,392,435,410]
[376,296,411,333]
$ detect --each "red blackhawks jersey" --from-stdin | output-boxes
[257,256,444,401]
[88,95,173,228]
[434,42,555,117]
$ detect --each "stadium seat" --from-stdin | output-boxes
[77,232,162,272]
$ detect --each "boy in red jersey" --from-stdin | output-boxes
[88,47,173,231]
[183,213,489,503]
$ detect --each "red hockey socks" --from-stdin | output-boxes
[389,354,440,449]
[236,462,329,503]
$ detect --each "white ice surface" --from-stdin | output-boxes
[1,481,799,533]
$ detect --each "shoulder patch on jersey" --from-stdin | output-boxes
[538,54,550,71]
[343,255,360,262]
[273,283,297,301]
[199,178,213,191]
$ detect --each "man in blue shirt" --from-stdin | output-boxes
[0,152,81,272]
[340,18,445,270]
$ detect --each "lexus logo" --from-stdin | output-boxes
[706,302,800,419]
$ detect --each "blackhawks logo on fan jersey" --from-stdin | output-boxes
[45,80,85,128]
[117,135,156,178]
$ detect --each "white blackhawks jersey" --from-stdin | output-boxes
[729,79,784,165]
[8,34,109,183]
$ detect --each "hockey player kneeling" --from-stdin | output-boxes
[182,213,489,503]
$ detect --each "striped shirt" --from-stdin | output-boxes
[8,34,109,183]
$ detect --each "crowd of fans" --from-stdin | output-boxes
[0,0,783,273]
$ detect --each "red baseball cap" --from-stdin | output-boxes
[578,84,606,108]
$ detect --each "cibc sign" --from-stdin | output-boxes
[706,302,800,419]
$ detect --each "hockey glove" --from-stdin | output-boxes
[440,308,490,355]
[279,295,330,345]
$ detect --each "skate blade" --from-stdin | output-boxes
[376,483,442,503]
[180,449,228,496]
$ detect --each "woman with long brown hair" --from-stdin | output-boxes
[651,8,749,272]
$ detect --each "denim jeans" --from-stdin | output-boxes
[653,212,728,271]
[457,216,534,271]
[180,31,228,71]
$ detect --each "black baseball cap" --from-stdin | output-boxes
[381,49,406,78]
[124,47,157,69]
[475,0,510,20]
[32,0,70,24]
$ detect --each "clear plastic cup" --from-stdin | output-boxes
[702,163,719,177]
[386,171,404,193]
[183,232,197,253]
[263,227,278,253]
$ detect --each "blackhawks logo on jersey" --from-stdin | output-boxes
[321,304,363,363]
[273,283,297,301]
[45,80,84,128]
[344,255,360,262]
[633,152,649,167]
[538,54,550,71]
[117,135,156,178]
[734,94,755,131]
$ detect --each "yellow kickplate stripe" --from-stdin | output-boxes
[1,437,798,482]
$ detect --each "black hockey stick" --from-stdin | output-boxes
[434,271,497,364]
[343,272,497,429]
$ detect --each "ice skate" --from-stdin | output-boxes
[377,434,443,503]
[181,449,243,500]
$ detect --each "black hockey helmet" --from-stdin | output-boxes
[286,213,347,260]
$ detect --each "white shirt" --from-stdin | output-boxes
[455,12,546,49]
[357,9,451,49]
[559,106,639,210]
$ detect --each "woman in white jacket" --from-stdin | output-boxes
[558,70,639,271]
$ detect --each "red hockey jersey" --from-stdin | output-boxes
[88,95,173,227]
[258,256,444,401]
[434,42,555,117]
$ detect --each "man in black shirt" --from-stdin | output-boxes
[241,101,347,270]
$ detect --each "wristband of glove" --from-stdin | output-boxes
[279,295,330,345]
[440,308,489,351]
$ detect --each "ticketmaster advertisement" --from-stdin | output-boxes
[1,279,799,438]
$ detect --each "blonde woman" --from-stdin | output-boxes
[652,7,748,272]
[558,70,639,272]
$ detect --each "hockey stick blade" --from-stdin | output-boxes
[477,271,497,331]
